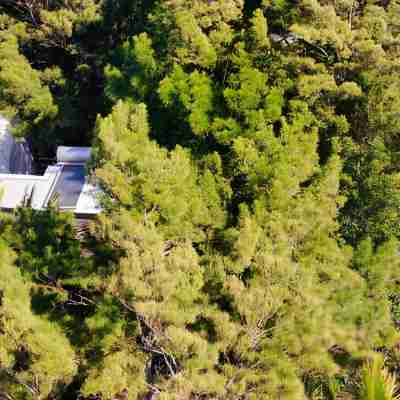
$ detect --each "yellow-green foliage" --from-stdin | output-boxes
[360,355,400,400]
[1,0,400,399]
[0,32,57,137]
[0,242,76,398]
[81,347,147,400]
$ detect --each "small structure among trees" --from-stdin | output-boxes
[0,145,102,217]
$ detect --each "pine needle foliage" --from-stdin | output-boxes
[1,0,400,399]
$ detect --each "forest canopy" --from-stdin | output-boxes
[1,0,400,399]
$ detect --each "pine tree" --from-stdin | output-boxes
[0,241,77,399]
[0,28,57,138]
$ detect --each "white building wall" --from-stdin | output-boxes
[0,115,33,174]
[0,115,15,173]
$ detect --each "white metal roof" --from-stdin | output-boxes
[0,174,55,209]
[76,181,103,215]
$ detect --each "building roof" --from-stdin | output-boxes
[0,174,53,209]
[0,146,102,216]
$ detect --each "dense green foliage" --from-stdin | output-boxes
[1,0,400,399]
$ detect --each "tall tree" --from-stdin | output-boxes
[0,241,77,399]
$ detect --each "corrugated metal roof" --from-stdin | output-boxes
[0,174,55,209]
